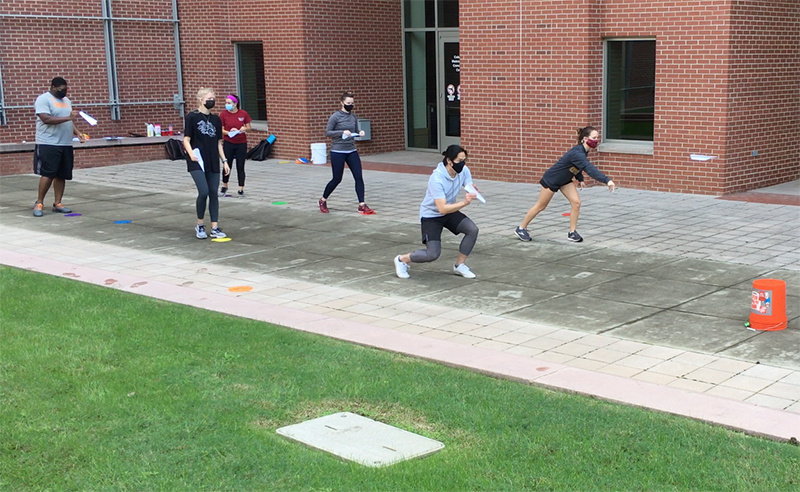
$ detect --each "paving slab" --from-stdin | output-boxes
[579,275,721,309]
[508,294,662,334]
[2,164,800,438]
[416,279,561,316]
[642,257,772,286]
[609,311,771,356]
[720,328,800,368]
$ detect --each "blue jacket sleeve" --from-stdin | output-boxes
[570,151,609,184]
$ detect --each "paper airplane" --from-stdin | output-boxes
[464,183,486,203]
[79,111,97,126]
[192,148,205,171]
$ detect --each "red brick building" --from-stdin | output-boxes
[1,0,798,194]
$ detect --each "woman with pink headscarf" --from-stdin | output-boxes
[219,94,252,197]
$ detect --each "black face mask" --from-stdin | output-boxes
[204,99,215,109]
[54,89,67,99]
[451,160,465,174]
[343,104,354,112]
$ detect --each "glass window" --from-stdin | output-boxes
[404,31,437,149]
[438,0,459,28]
[236,43,267,121]
[605,40,655,141]
[404,0,434,28]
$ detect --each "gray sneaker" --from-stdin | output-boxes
[195,224,207,239]
[514,226,532,241]
[567,230,583,242]
[210,227,227,239]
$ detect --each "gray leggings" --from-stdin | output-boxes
[410,217,479,263]
[190,170,220,222]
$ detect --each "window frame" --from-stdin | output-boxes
[600,37,656,156]
[234,42,268,129]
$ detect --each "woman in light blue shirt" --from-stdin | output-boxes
[393,145,480,279]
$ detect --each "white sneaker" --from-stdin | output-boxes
[394,255,410,279]
[453,263,476,279]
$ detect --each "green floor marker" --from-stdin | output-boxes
[272,201,287,205]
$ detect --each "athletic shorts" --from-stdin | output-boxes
[539,179,560,192]
[420,211,468,244]
[33,144,74,180]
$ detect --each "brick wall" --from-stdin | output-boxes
[177,0,404,160]
[461,0,598,185]
[2,0,796,193]
[0,1,184,143]
[462,0,799,195]
[723,0,800,193]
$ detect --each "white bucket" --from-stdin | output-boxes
[310,143,327,165]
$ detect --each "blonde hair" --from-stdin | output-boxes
[196,87,215,101]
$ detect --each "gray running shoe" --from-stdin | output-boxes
[567,230,583,242]
[195,224,207,239]
[210,227,227,239]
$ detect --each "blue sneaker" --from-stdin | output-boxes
[514,227,532,241]
[567,230,583,242]
[195,224,207,239]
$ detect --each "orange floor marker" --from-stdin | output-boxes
[228,285,253,293]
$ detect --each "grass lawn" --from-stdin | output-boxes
[1,266,798,491]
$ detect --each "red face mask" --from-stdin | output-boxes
[585,138,599,149]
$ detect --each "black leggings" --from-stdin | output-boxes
[222,141,247,187]
[190,170,220,222]
[323,151,365,203]
[410,216,479,263]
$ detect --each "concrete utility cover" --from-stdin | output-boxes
[276,412,445,467]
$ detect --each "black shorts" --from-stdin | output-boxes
[420,211,468,244]
[33,144,74,180]
[540,179,560,192]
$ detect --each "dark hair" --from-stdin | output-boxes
[577,126,597,144]
[340,92,354,102]
[51,77,67,87]
[442,144,468,164]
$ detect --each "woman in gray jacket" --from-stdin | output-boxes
[318,92,375,215]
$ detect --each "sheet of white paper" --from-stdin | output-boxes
[79,111,97,126]
[464,183,486,203]
[227,129,240,138]
[192,148,205,171]
[690,154,717,161]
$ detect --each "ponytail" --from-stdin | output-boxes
[577,126,597,145]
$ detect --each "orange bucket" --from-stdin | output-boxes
[747,279,787,331]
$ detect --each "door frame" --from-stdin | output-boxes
[437,31,460,150]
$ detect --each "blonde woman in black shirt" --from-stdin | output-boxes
[183,87,230,239]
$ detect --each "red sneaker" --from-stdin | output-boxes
[358,204,375,215]
[318,198,329,213]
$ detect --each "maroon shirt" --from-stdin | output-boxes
[220,109,252,144]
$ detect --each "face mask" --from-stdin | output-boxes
[451,160,465,174]
[343,104,354,112]
[225,103,234,111]
[55,89,67,99]
[585,138,599,149]
[204,99,215,109]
